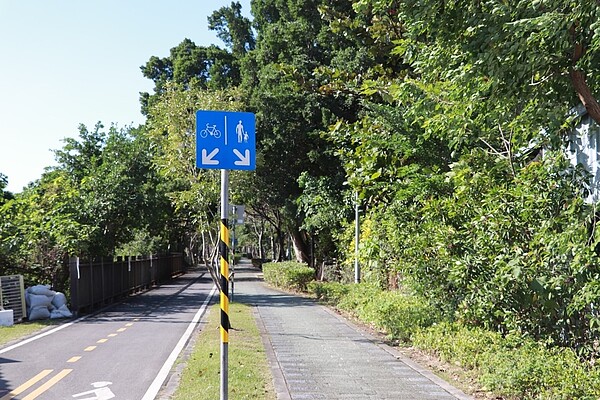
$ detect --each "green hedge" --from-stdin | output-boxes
[262,261,314,292]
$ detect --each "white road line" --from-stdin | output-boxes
[0,315,90,355]
[141,285,218,400]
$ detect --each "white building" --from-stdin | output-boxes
[566,106,600,203]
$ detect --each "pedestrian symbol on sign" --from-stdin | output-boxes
[236,120,244,143]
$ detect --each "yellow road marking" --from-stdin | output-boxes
[21,369,72,400]
[117,328,126,332]
[108,333,117,337]
[84,346,96,352]
[125,323,133,327]
[0,370,53,400]
[67,356,81,363]
[97,338,108,343]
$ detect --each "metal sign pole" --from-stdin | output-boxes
[220,169,230,400]
[230,210,235,302]
[196,109,255,400]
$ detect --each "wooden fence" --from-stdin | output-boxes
[69,253,186,315]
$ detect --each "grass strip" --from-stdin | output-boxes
[173,302,275,400]
[0,320,62,347]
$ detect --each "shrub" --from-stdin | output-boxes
[360,290,440,342]
[307,281,350,304]
[413,322,600,399]
[309,282,439,342]
[480,343,600,400]
[262,261,314,291]
[413,322,503,370]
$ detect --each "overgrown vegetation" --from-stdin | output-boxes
[414,323,600,399]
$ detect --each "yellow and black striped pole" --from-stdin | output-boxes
[220,169,230,400]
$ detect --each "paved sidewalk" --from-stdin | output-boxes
[232,261,472,400]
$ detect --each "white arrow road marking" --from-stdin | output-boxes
[233,149,250,166]
[202,148,219,165]
[72,381,115,399]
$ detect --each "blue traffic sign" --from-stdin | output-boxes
[196,110,256,170]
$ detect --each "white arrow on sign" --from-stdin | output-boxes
[233,149,250,166]
[202,148,220,165]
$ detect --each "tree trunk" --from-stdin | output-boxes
[570,37,600,125]
[201,231,206,262]
[290,228,310,264]
[257,232,264,259]
[275,228,285,261]
[271,235,276,260]
[252,221,265,259]
[570,69,600,125]
[188,234,196,266]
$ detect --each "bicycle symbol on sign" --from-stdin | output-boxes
[200,123,221,139]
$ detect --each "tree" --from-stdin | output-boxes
[359,0,600,136]
[140,2,254,115]
[0,170,89,289]
[140,39,236,114]
[145,83,248,273]
[316,0,600,355]
[238,0,365,262]
[53,123,170,256]
[0,173,15,272]
[208,1,255,56]
[296,172,351,265]
[0,173,13,205]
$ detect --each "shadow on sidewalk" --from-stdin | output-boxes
[232,275,262,283]
[233,292,314,309]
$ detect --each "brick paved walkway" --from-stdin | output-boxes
[233,261,472,400]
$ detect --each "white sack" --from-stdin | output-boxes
[29,306,50,321]
[29,284,55,297]
[28,294,51,309]
[50,304,73,319]
[51,292,67,308]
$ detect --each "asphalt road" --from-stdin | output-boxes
[0,269,216,400]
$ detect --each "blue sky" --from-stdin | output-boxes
[0,0,251,193]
